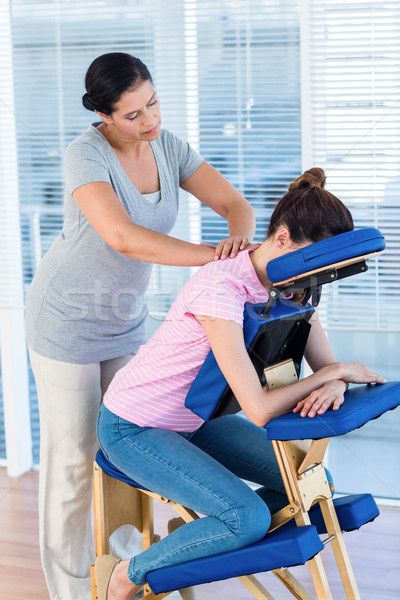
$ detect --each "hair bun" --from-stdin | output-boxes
[82,92,95,111]
[289,167,326,192]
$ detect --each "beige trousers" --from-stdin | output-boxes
[29,347,134,600]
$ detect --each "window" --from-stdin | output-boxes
[305,0,400,500]
[1,1,396,500]
[0,363,5,461]
[196,1,301,243]
[0,0,302,466]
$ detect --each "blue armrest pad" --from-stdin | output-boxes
[147,525,323,594]
[266,227,385,284]
[264,381,400,440]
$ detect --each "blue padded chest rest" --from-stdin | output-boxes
[185,300,313,421]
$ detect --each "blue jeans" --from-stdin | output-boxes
[97,406,287,586]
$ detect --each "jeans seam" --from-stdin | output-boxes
[98,415,129,453]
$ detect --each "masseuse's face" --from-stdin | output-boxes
[99,79,161,142]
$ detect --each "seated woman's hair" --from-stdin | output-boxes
[267,168,354,244]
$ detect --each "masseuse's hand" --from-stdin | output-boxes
[213,236,259,260]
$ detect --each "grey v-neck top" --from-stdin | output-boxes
[25,124,203,363]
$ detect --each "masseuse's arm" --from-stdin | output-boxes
[72,181,216,266]
[181,161,256,260]
[196,315,385,428]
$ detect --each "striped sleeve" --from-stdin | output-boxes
[183,270,245,327]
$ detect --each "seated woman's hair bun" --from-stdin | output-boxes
[289,167,326,191]
[266,166,353,245]
[82,92,96,111]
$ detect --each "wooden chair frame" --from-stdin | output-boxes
[264,359,362,600]
[90,463,199,600]
[90,363,363,600]
[90,460,319,600]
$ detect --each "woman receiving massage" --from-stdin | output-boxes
[96,168,385,600]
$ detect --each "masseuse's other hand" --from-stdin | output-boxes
[214,236,256,260]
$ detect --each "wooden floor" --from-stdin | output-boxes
[0,467,399,600]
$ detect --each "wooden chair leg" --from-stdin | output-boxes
[319,499,361,600]
[239,574,277,599]
[93,463,109,556]
[305,555,333,600]
[93,461,145,556]
[179,588,198,600]
[295,512,333,600]
[90,564,97,600]
[272,569,316,600]
[141,493,155,551]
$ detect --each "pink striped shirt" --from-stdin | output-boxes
[103,249,269,431]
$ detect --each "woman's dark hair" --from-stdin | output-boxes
[82,53,153,115]
[266,168,354,243]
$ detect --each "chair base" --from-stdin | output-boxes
[92,445,383,600]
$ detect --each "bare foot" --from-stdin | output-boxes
[107,559,142,600]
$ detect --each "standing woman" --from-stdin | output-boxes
[25,52,255,600]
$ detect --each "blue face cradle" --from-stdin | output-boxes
[262,226,385,315]
[266,227,385,284]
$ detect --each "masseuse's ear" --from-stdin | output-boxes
[95,110,113,124]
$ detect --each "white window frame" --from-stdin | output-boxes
[0,0,32,477]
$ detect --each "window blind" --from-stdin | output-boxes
[0,0,303,464]
[0,368,4,462]
[305,0,400,501]
[305,0,400,334]
[196,0,301,243]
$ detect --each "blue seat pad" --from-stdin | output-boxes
[146,525,323,594]
[95,449,148,490]
[266,227,385,284]
[264,382,400,440]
